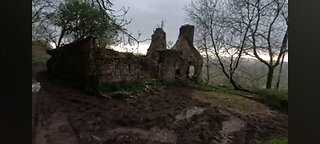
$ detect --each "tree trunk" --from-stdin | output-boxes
[276,53,286,89]
[205,45,210,85]
[266,67,275,89]
[230,78,242,90]
[57,28,66,47]
[230,78,250,92]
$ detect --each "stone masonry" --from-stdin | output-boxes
[47,24,203,91]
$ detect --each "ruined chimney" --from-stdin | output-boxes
[146,28,166,57]
[178,25,194,45]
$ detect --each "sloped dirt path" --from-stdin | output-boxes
[192,90,288,144]
[33,72,287,144]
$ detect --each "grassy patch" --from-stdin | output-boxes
[250,88,288,113]
[98,79,179,99]
[32,41,51,71]
[191,84,288,113]
[261,137,288,144]
[98,82,144,99]
[190,83,218,91]
[192,84,256,98]
[193,91,262,113]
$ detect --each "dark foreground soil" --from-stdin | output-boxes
[32,71,287,144]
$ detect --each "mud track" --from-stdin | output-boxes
[33,71,287,144]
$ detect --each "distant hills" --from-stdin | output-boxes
[201,57,288,89]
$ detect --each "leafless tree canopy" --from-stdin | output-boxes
[185,0,288,89]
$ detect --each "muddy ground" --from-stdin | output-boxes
[32,71,287,144]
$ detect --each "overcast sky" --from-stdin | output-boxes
[110,0,287,62]
[112,0,192,54]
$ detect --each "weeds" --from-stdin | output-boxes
[98,79,179,100]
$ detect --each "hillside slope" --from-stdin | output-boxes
[33,71,287,144]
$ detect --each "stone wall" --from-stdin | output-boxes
[172,25,203,82]
[46,24,203,92]
[157,49,183,80]
[97,50,147,84]
[46,36,95,88]
[146,28,167,57]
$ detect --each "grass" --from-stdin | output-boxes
[261,137,288,144]
[98,81,144,99]
[192,84,255,98]
[250,87,288,113]
[32,41,51,71]
[192,84,288,113]
[98,79,180,99]
[193,90,263,113]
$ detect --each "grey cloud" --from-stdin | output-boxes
[112,0,193,42]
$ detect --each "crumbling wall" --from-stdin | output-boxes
[47,36,96,88]
[143,25,203,82]
[47,38,148,90]
[144,28,167,78]
[146,28,167,57]
[157,49,183,80]
[172,25,203,82]
[97,49,147,84]
[46,24,203,92]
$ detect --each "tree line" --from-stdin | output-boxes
[32,0,288,91]
[185,0,288,90]
[32,0,145,50]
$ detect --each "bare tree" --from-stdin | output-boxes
[201,31,210,85]
[186,0,288,89]
[32,0,56,24]
[244,0,288,89]
[276,51,287,89]
[194,27,210,85]
[185,0,256,91]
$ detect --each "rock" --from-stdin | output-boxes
[91,135,101,141]
[32,80,41,93]
[175,106,205,121]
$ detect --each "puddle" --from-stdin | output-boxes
[175,106,205,121]
[105,126,177,143]
[32,80,41,93]
[219,116,246,144]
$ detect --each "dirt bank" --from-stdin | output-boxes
[33,71,287,144]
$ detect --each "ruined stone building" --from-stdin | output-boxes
[47,24,203,90]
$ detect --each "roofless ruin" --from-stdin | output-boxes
[47,24,203,92]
